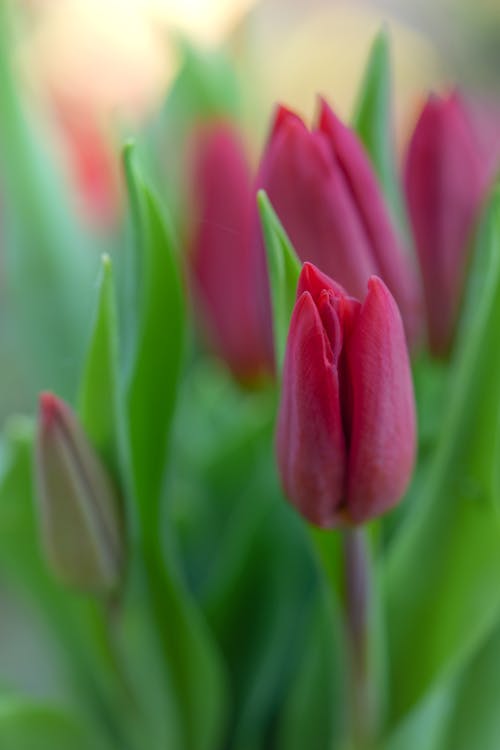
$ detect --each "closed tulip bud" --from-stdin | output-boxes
[404,92,489,357]
[189,122,274,384]
[258,99,420,343]
[35,392,124,593]
[277,263,415,528]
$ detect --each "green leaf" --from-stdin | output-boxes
[122,145,226,750]
[0,1,98,399]
[276,589,345,750]
[384,185,500,725]
[226,504,317,749]
[0,697,98,750]
[135,542,227,750]
[441,620,500,750]
[122,142,185,538]
[167,40,241,122]
[78,255,121,478]
[257,190,301,372]
[0,417,49,580]
[385,685,454,750]
[352,28,408,237]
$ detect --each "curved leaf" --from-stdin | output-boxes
[123,143,185,538]
[78,255,121,478]
[257,190,301,373]
[352,28,408,238]
[122,145,227,750]
[442,620,500,750]
[384,185,500,725]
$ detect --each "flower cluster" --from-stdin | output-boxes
[187,91,493,528]
[4,17,499,750]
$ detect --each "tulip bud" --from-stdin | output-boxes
[277,262,415,527]
[189,122,274,384]
[35,392,124,593]
[257,99,420,343]
[404,92,489,357]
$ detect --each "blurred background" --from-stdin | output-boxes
[10,0,500,229]
[0,0,497,417]
[0,0,495,424]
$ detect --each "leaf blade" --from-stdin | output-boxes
[352,28,408,237]
[257,190,301,372]
[384,185,500,725]
[123,144,185,537]
[78,254,121,476]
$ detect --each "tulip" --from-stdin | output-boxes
[257,99,420,343]
[276,262,415,527]
[35,392,124,592]
[404,92,489,357]
[189,122,274,384]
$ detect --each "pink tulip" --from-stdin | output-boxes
[189,122,274,384]
[404,92,489,357]
[258,99,420,343]
[277,262,416,528]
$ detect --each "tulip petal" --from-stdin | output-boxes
[297,261,347,301]
[265,104,306,146]
[346,277,416,522]
[277,292,347,526]
[319,99,420,342]
[190,123,273,382]
[404,93,485,356]
[257,108,376,300]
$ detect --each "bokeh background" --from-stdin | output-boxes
[11,0,500,230]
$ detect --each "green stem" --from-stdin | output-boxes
[342,527,375,750]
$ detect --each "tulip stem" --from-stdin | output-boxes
[342,527,375,750]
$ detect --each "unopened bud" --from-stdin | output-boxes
[35,392,124,593]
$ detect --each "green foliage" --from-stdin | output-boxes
[352,28,408,237]
[122,144,227,750]
[441,620,500,750]
[0,1,99,400]
[276,590,346,750]
[384,185,500,726]
[123,142,185,538]
[258,191,301,372]
[78,255,121,478]
[165,40,241,126]
[0,698,97,750]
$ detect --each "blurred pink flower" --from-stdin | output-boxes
[54,98,121,229]
[404,91,492,357]
[189,122,274,384]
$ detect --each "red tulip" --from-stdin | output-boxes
[277,262,416,528]
[404,92,489,357]
[189,122,274,384]
[258,99,420,343]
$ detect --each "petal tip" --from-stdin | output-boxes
[39,392,62,430]
[271,104,305,139]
